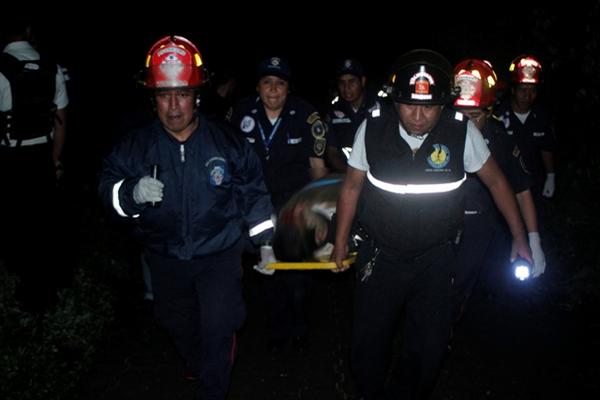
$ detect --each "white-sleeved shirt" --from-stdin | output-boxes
[0,41,69,146]
[348,115,490,173]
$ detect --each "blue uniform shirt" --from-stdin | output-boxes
[229,94,326,209]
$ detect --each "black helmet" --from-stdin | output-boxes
[387,49,454,105]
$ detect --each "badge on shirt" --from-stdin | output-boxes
[427,144,450,169]
[206,157,227,186]
[333,110,346,119]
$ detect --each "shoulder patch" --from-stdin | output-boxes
[307,111,321,125]
[311,119,326,139]
[240,116,255,133]
[313,137,326,156]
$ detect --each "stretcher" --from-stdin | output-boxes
[266,253,357,270]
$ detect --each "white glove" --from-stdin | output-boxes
[542,173,555,198]
[133,176,164,204]
[253,245,276,276]
[528,232,546,278]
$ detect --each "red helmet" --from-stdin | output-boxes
[144,35,206,89]
[509,55,542,85]
[453,59,498,109]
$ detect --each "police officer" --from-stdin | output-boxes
[228,56,327,353]
[98,36,274,400]
[452,59,546,323]
[495,55,556,213]
[325,58,381,172]
[0,19,69,311]
[331,49,532,400]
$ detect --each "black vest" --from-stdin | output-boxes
[359,107,467,256]
[0,53,57,143]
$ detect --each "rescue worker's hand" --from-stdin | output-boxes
[528,232,546,278]
[253,245,276,275]
[331,243,349,273]
[542,173,555,198]
[510,234,533,266]
[133,176,164,204]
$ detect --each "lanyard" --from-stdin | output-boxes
[257,117,282,160]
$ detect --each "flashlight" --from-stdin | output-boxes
[512,257,531,281]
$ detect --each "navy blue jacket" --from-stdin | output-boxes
[98,115,274,260]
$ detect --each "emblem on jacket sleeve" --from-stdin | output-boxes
[427,144,450,169]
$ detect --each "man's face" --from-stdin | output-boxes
[154,89,197,136]
[337,74,365,105]
[457,108,486,130]
[257,75,289,112]
[395,103,444,136]
[512,84,538,112]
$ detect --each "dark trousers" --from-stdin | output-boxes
[0,144,59,312]
[452,213,498,322]
[145,240,245,400]
[262,270,312,340]
[351,242,454,400]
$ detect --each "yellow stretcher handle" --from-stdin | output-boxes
[266,253,357,270]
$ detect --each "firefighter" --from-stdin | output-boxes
[452,58,546,324]
[98,35,274,400]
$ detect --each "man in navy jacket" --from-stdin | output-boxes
[98,36,273,400]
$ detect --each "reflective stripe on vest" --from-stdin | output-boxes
[366,171,467,194]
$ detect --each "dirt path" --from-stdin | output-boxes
[80,259,599,400]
